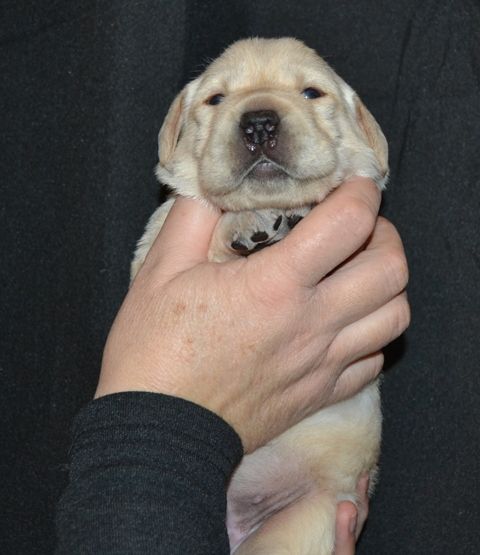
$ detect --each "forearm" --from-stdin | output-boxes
[55,392,243,554]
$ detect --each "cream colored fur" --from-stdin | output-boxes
[132,38,388,554]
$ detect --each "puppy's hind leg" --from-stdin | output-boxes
[233,493,337,555]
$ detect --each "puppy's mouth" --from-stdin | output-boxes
[245,157,288,181]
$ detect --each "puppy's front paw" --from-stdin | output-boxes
[208,209,290,262]
[284,206,312,229]
[208,206,315,262]
[230,210,290,255]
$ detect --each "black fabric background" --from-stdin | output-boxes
[1,1,479,553]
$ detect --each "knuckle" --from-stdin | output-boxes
[383,248,409,292]
[338,196,377,239]
[376,215,395,230]
[386,296,411,341]
[370,352,385,378]
[396,295,411,334]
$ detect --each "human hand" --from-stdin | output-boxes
[96,177,409,452]
[334,475,370,554]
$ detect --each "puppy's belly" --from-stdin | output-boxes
[227,382,381,552]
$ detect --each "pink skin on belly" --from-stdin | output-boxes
[226,447,316,551]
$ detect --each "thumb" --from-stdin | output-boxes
[335,501,357,555]
[144,197,221,274]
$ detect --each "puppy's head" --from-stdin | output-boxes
[156,37,388,211]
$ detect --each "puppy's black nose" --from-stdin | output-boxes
[240,110,280,150]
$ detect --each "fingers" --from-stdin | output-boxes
[330,352,385,404]
[319,217,409,330]
[145,197,221,274]
[354,474,370,539]
[335,502,357,555]
[329,291,410,369]
[334,475,370,554]
[254,177,381,288]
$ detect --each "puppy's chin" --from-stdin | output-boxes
[247,160,288,180]
[205,171,341,212]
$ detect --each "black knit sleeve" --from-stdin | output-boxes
[55,392,244,554]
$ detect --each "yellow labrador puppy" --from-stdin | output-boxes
[132,38,388,555]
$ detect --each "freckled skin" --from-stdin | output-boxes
[173,302,186,315]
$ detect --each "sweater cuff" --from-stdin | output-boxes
[69,391,244,481]
[56,392,244,554]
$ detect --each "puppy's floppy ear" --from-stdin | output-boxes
[158,89,186,166]
[341,83,389,178]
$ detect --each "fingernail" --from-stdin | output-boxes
[349,515,357,535]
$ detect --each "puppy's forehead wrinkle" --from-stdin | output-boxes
[218,37,324,68]
[200,38,335,94]
[203,65,328,94]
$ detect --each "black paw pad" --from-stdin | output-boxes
[231,240,249,252]
[252,241,272,253]
[287,214,303,229]
[250,231,269,243]
[273,215,283,231]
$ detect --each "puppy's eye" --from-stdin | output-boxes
[206,93,225,105]
[302,87,325,99]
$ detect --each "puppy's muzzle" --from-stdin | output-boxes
[240,110,279,154]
